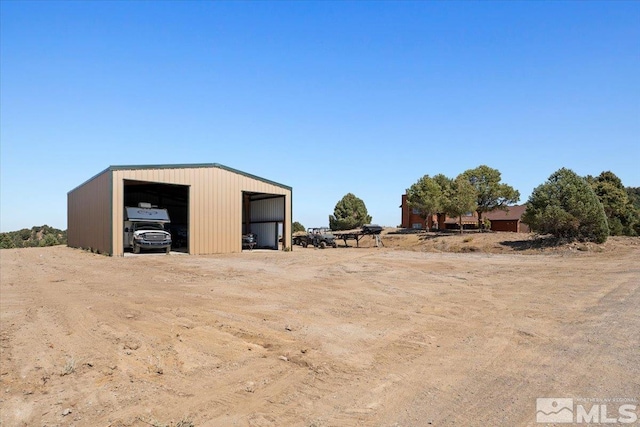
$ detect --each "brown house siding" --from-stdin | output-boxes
[490,220,518,232]
[400,195,444,230]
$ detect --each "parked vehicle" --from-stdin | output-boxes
[169,224,188,249]
[242,233,257,250]
[123,203,172,254]
[293,227,337,249]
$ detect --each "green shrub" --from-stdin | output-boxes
[523,168,608,243]
[329,193,372,231]
[0,225,67,249]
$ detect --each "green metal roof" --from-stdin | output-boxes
[68,163,292,194]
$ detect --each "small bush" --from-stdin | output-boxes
[61,356,76,376]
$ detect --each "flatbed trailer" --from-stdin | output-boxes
[333,225,384,248]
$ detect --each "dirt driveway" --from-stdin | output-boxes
[1,240,638,426]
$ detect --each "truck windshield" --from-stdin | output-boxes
[133,222,165,231]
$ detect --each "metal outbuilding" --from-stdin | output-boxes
[67,164,292,256]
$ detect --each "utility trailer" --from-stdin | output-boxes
[333,224,384,248]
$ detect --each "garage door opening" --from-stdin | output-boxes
[242,192,286,250]
[123,180,190,253]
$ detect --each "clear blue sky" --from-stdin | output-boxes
[1,1,639,232]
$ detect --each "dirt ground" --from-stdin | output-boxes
[1,233,639,426]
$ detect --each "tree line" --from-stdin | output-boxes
[295,166,638,243]
[0,225,68,249]
[524,169,639,243]
[405,165,639,243]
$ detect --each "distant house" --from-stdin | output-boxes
[400,194,529,233]
[444,205,530,233]
[399,194,445,230]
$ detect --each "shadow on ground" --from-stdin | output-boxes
[387,229,500,243]
[499,236,567,251]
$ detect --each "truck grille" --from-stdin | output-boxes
[144,233,167,241]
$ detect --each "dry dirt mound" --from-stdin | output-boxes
[378,229,639,255]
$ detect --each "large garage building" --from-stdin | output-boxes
[68,164,292,256]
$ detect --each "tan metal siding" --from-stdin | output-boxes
[67,170,112,254]
[110,166,291,256]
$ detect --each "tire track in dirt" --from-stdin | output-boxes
[1,242,638,426]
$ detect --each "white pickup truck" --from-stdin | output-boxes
[124,203,172,254]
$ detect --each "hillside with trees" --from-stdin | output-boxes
[0,225,67,249]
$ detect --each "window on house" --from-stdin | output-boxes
[412,208,420,215]
[412,223,423,229]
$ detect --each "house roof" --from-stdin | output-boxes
[483,205,527,221]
